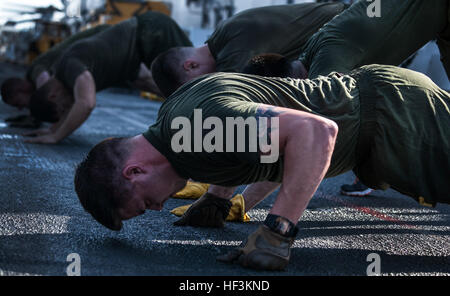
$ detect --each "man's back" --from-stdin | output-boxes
[300,0,448,78]
[145,70,360,185]
[54,11,192,92]
[26,24,110,85]
[54,17,141,91]
[206,2,347,72]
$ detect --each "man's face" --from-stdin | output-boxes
[117,194,147,221]
[47,80,74,119]
[117,176,173,221]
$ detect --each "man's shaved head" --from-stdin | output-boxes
[151,47,194,98]
[242,53,293,78]
[1,78,34,109]
[29,78,74,123]
[74,137,132,231]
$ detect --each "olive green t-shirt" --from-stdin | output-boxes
[206,2,347,73]
[136,11,193,68]
[299,0,448,78]
[143,72,360,186]
[54,12,192,91]
[26,24,110,85]
[54,17,140,91]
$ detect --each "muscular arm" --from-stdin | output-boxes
[206,101,337,220]
[53,70,96,140]
[25,71,96,144]
[200,181,279,213]
[242,181,280,212]
[207,185,237,199]
[257,104,338,223]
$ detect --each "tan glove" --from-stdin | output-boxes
[171,181,210,199]
[171,194,250,223]
[216,225,295,270]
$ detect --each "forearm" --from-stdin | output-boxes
[52,71,96,141]
[133,63,162,96]
[242,181,280,212]
[51,100,93,140]
[50,112,69,133]
[207,185,237,199]
[270,120,338,224]
[207,181,280,212]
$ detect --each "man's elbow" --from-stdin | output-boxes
[75,71,97,111]
[322,120,338,141]
[295,117,338,152]
[78,95,96,111]
[314,119,338,151]
[85,98,96,111]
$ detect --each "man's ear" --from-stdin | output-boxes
[122,165,144,180]
[183,60,198,71]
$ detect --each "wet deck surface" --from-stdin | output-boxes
[0,63,449,276]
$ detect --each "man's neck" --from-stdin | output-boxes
[197,45,216,70]
[132,135,186,184]
[197,44,212,57]
[291,61,308,79]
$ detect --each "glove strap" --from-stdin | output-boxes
[264,214,298,237]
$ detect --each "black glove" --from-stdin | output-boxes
[216,225,295,270]
[174,192,232,228]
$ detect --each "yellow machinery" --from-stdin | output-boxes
[27,20,71,64]
[29,1,171,63]
[91,0,171,26]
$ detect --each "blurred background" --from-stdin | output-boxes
[0,0,447,89]
[0,0,350,64]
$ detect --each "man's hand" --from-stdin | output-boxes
[23,128,52,137]
[5,115,41,128]
[171,194,251,222]
[24,133,59,144]
[174,192,232,227]
[40,70,96,144]
[216,225,295,270]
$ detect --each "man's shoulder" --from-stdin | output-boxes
[160,73,251,112]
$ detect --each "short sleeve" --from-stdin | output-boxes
[199,98,270,164]
[54,57,88,91]
[307,43,364,78]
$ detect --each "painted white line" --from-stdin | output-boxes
[151,239,241,246]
